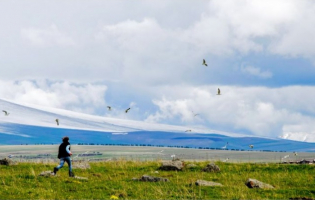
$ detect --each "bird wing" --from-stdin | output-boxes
[203,59,208,66]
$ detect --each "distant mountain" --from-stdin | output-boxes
[0,98,314,152]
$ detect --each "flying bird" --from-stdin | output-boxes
[192,111,199,117]
[107,106,112,111]
[55,119,59,126]
[125,108,131,113]
[202,59,208,67]
[217,88,221,95]
[2,110,9,116]
[185,129,192,132]
[249,145,254,149]
[222,142,228,149]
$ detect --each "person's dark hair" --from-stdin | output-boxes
[62,136,69,143]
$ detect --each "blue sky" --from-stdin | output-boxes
[1,0,315,142]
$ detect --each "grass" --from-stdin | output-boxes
[0,160,315,199]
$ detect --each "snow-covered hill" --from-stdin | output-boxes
[0,98,314,152]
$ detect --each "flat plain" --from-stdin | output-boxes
[1,145,315,163]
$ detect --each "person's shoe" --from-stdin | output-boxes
[69,171,75,177]
[53,167,58,175]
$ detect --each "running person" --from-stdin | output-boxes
[53,136,75,177]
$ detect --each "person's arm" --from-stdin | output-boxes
[66,145,72,156]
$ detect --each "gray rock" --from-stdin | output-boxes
[74,176,88,180]
[195,179,223,187]
[202,163,220,172]
[245,178,274,189]
[39,171,55,177]
[137,175,169,182]
[159,160,184,171]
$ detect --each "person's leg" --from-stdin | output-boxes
[54,158,65,175]
[64,156,74,177]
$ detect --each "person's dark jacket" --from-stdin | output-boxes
[58,142,71,159]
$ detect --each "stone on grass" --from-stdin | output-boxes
[133,175,169,182]
[202,163,220,172]
[245,178,274,189]
[195,179,223,187]
[39,171,55,177]
[74,176,88,180]
[159,160,184,171]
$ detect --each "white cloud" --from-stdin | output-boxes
[0,0,312,84]
[1,0,315,143]
[21,24,75,47]
[146,85,315,141]
[0,80,107,114]
[241,65,273,78]
[268,1,315,59]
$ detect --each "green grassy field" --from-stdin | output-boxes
[0,160,315,199]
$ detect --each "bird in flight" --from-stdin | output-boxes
[2,110,9,116]
[202,59,208,67]
[107,106,112,111]
[192,111,199,117]
[125,108,131,113]
[249,145,254,149]
[185,129,192,132]
[55,119,59,126]
[222,142,228,149]
[217,88,221,95]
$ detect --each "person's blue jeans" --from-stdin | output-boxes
[56,156,72,172]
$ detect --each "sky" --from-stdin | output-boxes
[1,0,315,142]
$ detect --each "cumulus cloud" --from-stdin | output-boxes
[268,1,315,59]
[2,0,315,143]
[146,85,315,141]
[0,80,107,114]
[21,24,75,46]
[95,18,194,86]
[1,0,313,84]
